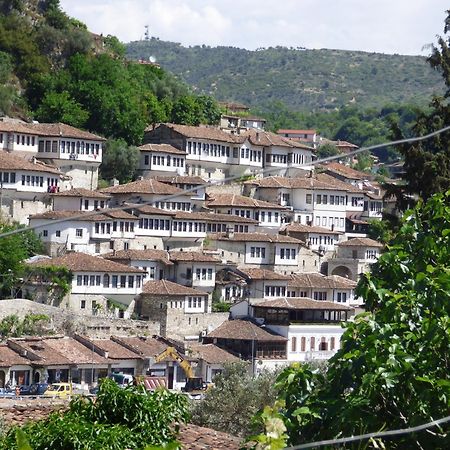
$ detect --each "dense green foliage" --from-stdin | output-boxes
[0,222,43,298]
[258,102,421,162]
[191,362,279,437]
[1,379,190,449]
[127,39,444,112]
[391,12,450,204]
[255,192,450,449]
[0,1,221,146]
[0,313,50,339]
[100,139,140,184]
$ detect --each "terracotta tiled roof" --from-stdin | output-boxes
[89,338,142,360]
[338,237,383,247]
[0,121,37,135]
[110,336,168,358]
[253,297,354,311]
[282,223,342,235]
[51,188,110,199]
[208,232,302,244]
[153,175,206,185]
[147,123,239,144]
[207,193,286,210]
[44,337,108,364]
[240,129,313,150]
[189,344,239,364]
[104,249,172,265]
[251,174,362,193]
[277,129,316,134]
[169,251,221,263]
[101,178,187,196]
[7,338,73,366]
[289,273,357,289]
[29,209,136,222]
[239,268,291,281]
[29,123,106,141]
[179,424,241,449]
[207,319,287,342]
[0,152,61,175]
[0,344,30,366]
[141,279,207,296]
[138,143,186,155]
[322,162,369,180]
[28,252,145,273]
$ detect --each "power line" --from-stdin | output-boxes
[285,415,450,449]
[1,124,449,241]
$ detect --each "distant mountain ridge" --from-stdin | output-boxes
[126,39,445,112]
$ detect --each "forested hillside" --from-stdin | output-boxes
[0,0,221,145]
[126,39,445,112]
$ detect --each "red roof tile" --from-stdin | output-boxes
[28,252,145,273]
[138,143,186,155]
[207,319,287,342]
[141,280,207,296]
[338,237,383,247]
[253,297,354,311]
[101,178,187,196]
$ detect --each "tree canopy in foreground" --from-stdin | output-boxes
[254,192,450,449]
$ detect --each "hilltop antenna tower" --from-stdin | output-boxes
[144,25,150,41]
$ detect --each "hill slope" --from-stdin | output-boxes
[126,39,445,111]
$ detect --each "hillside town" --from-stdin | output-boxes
[0,107,390,393]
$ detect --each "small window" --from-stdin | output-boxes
[76,229,83,237]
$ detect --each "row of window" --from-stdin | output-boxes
[173,221,207,233]
[315,194,346,206]
[14,134,36,146]
[291,336,337,352]
[187,296,204,308]
[265,286,287,297]
[144,155,185,167]
[139,218,171,231]
[60,141,100,155]
[267,153,287,164]
[0,172,16,184]
[81,199,106,210]
[308,236,336,246]
[279,248,297,260]
[187,141,231,157]
[195,268,213,281]
[76,274,142,289]
[241,148,262,162]
[315,216,345,228]
[153,201,191,211]
[250,246,266,258]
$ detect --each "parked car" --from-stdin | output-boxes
[0,388,15,398]
[20,383,49,396]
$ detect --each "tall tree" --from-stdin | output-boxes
[100,139,140,184]
[392,10,450,204]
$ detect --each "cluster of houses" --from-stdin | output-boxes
[0,111,388,388]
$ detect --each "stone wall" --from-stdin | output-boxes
[0,299,159,338]
[0,398,67,428]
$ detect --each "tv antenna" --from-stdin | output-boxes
[144,25,150,41]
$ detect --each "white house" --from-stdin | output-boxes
[328,237,384,282]
[26,252,145,317]
[0,151,61,223]
[52,188,110,211]
[287,272,357,305]
[138,143,187,177]
[206,193,287,231]
[168,251,221,294]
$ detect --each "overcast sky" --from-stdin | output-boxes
[60,0,449,55]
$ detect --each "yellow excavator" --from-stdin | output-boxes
[154,346,206,393]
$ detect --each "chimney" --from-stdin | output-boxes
[110,178,119,186]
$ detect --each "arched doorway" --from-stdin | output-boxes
[0,370,5,388]
[331,266,352,279]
